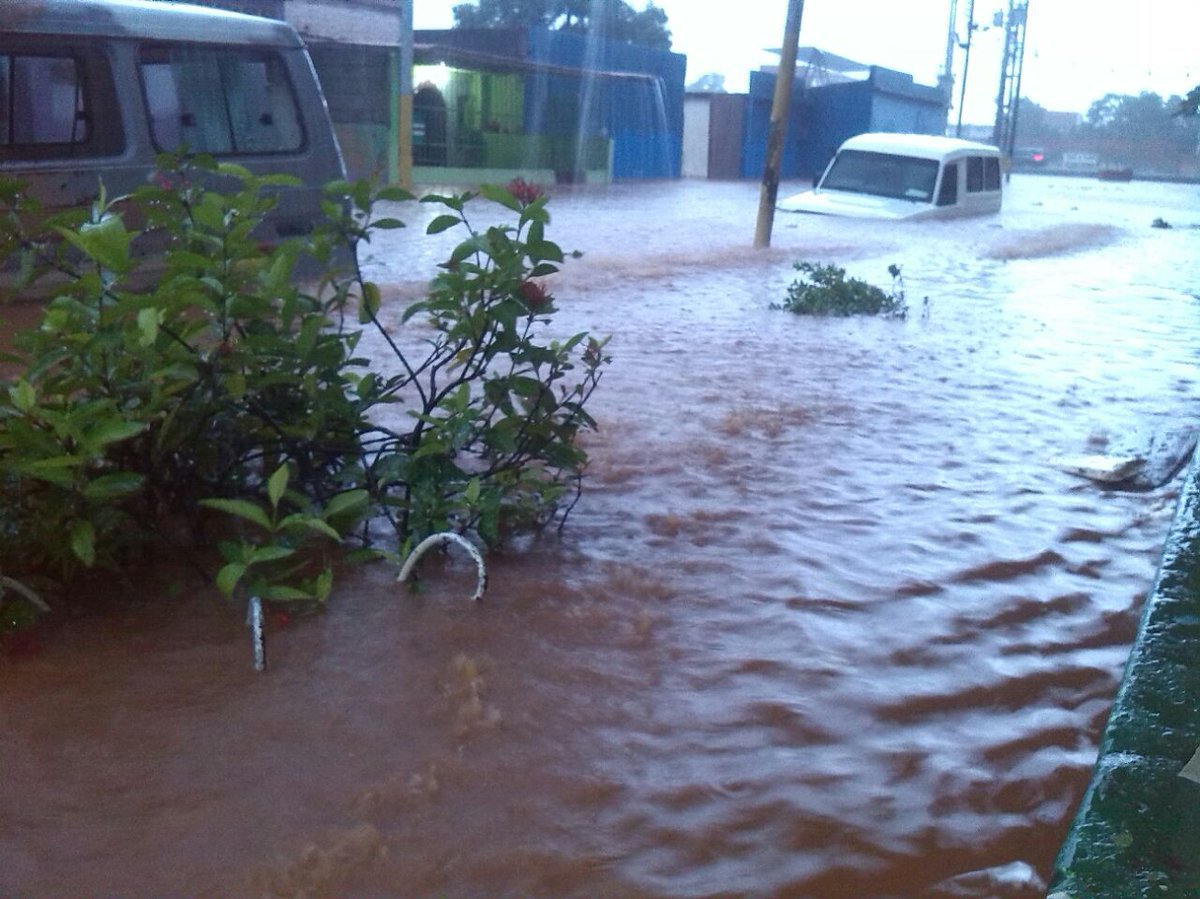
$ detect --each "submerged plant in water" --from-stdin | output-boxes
[0,159,609,633]
[774,261,907,318]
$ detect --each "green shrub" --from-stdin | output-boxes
[774,261,907,317]
[0,157,609,630]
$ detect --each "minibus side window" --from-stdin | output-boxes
[139,46,304,155]
[936,162,958,206]
[983,156,1001,190]
[0,54,90,153]
[966,156,984,192]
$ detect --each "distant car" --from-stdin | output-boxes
[1012,147,1048,167]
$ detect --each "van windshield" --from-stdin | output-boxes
[819,150,940,203]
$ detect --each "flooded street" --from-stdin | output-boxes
[4,174,1200,896]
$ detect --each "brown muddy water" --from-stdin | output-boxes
[3,175,1200,897]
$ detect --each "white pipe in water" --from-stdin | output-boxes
[246,595,265,672]
[397,532,487,602]
[0,575,50,613]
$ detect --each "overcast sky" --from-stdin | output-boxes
[415,0,1200,124]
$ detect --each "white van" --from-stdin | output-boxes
[0,0,346,243]
[779,132,1003,220]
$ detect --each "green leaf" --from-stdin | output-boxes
[8,379,35,413]
[266,464,289,510]
[248,544,295,564]
[83,472,146,501]
[56,214,132,273]
[480,183,522,212]
[257,173,302,188]
[260,584,314,601]
[192,192,227,232]
[136,307,161,346]
[427,214,462,235]
[85,419,148,450]
[370,217,406,230]
[70,520,96,567]
[278,515,341,541]
[216,561,247,596]
[323,488,370,520]
[314,568,334,602]
[199,498,273,531]
[224,372,247,399]
[527,240,564,263]
[346,547,391,565]
[359,281,382,324]
[448,235,488,266]
[11,456,84,486]
[215,161,253,182]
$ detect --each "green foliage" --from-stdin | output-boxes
[452,0,672,49]
[1178,85,1200,117]
[774,262,907,318]
[1084,91,1200,151]
[0,158,608,631]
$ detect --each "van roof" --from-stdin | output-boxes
[3,0,302,47]
[842,132,1001,160]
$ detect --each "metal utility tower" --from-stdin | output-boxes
[940,0,958,97]
[954,0,977,136]
[991,0,1030,157]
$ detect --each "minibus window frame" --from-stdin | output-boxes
[137,43,307,157]
[0,50,102,158]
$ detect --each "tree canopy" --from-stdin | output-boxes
[1179,85,1200,117]
[1084,91,1199,150]
[451,0,672,49]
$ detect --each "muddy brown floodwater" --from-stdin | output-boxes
[3,175,1200,897]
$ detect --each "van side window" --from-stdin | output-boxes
[0,45,125,161]
[936,162,958,206]
[966,156,985,192]
[984,156,1001,190]
[138,46,304,155]
[0,52,90,154]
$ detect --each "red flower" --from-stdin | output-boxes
[518,279,550,310]
[506,178,543,206]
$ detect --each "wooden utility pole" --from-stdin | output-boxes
[753,0,805,249]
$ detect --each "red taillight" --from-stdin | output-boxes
[1033,153,1044,162]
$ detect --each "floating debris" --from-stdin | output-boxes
[1054,453,1144,484]
[1182,745,1200,785]
[1056,427,1197,491]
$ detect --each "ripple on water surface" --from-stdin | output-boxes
[2,176,1198,896]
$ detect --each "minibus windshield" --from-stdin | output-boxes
[820,150,940,203]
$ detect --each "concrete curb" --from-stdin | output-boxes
[1049,451,1200,895]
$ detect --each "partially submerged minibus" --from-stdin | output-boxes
[0,0,346,244]
[778,132,1003,220]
